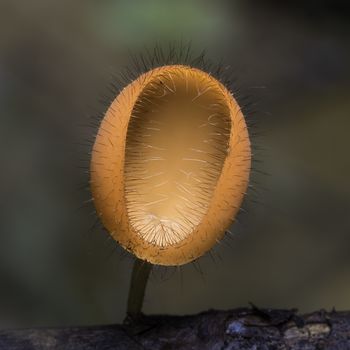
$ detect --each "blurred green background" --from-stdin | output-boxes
[1,0,350,327]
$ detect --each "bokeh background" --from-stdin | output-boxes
[1,0,350,327]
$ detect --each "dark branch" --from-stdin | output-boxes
[1,307,349,349]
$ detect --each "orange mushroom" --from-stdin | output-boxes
[90,65,251,266]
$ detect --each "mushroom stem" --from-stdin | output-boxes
[126,258,152,318]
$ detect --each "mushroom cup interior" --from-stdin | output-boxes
[124,67,232,247]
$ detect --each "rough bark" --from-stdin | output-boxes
[0,307,349,349]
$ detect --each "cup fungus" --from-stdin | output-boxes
[90,65,251,267]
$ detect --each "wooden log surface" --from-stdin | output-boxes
[0,306,349,349]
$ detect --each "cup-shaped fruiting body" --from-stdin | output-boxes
[90,65,251,266]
